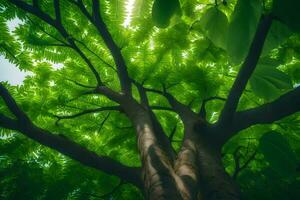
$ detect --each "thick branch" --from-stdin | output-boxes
[0,84,29,121]
[218,15,273,126]
[232,86,300,135]
[95,86,125,103]
[92,0,131,94]
[130,80,176,160]
[0,84,142,187]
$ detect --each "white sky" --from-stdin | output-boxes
[0,18,30,85]
[0,55,31,85]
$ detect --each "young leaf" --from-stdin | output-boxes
[151,0,181,28]
[199,7,228,49]
[262,21,292,56]
[249,64,293,100]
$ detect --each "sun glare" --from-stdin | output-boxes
[123,0,136,28]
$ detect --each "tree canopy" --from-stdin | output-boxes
[0,0,300,199]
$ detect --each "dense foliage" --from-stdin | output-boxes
[0,0,300,199]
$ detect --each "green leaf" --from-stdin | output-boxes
[259,131,298,177]
[262,21,292,56]
[199,7,228,49]
[151,0,181,28]
[287,62,300,83]
[250,64,293,100]
[272,0,300,32]
[227,0,262,64]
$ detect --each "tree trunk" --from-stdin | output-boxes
[122,100,241,200]
[139,134,241,200]
[196,141,241,200]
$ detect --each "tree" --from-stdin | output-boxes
[0,0,300,199]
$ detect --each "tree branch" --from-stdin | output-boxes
[92,0,131,94]
[27,17,70,47]
[232,146,257,180]
[0,84,30,122]
[130,80,176,160]
[218,15,273,126]
[98,113,110,133]
[232,86,300,135]
[150,106,174,112]
[9,0,103,86]
[169,125,177,142]
[53,0,61,23]
[199,96,226,118]
[32,0,38,7]
[63,89,99,104]
[95,86,125,103]
[145,86,198,123]
[73,38,116,72]
[133,81,149,107]
[65,78,96,89]
[54,106,121,125]
[0,83,142,187]
[70,0,132,95]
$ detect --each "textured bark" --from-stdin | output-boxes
[196,142,240,200]
[121,98,182,199]
[124,103,240,199]
[175,138,199,199]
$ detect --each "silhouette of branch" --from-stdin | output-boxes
[27,17,70,47]
[69,0,132,94]
[130,80,177,160]
[144,86,198,123]
[150,106,174,112]
[133,81,149,107]
[63,89,99,104]
[53,106,121,125]
[0,83,142,187]
[65,78,96,89]
[218,15,273,126]
[231,86,300,136]
[73,39,116,72]
[53,0,61,23]
[98,113,110,133]
[199,96,226,118]
[169,125,177,142]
